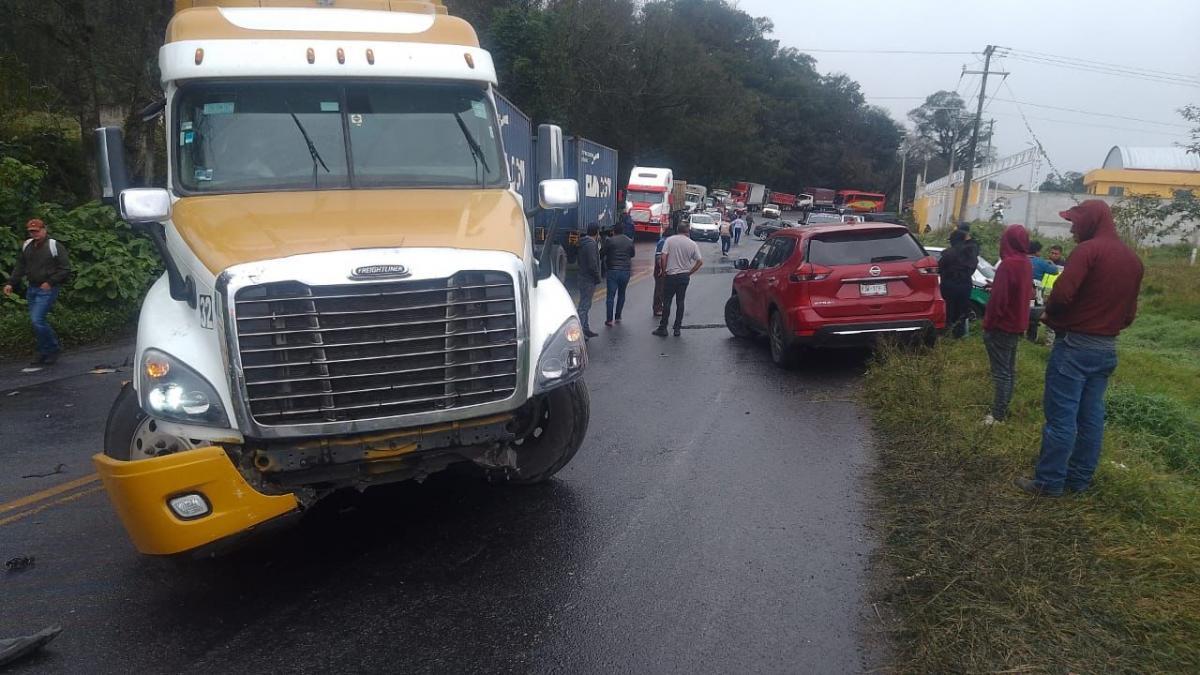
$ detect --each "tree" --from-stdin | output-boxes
[1182,104,1200,156]
[907,90,995,175]
[907,91,970,167]
[1039,171,1086,193]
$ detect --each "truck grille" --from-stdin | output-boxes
[233,271,519,426]
[631,209,651,223]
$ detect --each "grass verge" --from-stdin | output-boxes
[0,300,137,358]
[865,254,1200,672]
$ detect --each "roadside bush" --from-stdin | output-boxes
[1,155,159,356]
[33,201,161,304]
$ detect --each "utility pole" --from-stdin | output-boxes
[898,147,907,220]
[957,45,1006,226]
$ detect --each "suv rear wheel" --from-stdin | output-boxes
[768,310,800,369]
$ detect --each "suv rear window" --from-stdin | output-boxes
[807,230,925,266]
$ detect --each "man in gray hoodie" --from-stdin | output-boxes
[576,223,602,338]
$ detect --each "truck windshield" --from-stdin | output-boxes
[175,81,505,194]
[627,190,664,203]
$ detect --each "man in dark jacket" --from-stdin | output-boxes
[1015,200,1144,497]
[982,225,1033,424]
[601,222,635,327]
[4,219,72,365]
[575,223,602,339]
[937,229,977,338]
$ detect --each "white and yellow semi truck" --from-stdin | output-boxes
[93,0,590,556]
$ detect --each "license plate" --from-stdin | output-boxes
[860,282,888,296]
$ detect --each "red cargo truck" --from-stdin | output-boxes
[769,192,798,208]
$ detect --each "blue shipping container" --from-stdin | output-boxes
[568,136,619,238]
[493,92,535,210]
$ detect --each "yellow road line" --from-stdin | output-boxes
[0,473,100,515]
[0,485,105,527]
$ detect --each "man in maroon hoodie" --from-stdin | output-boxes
[982,225,1033,424]
[1015,200,1144,497]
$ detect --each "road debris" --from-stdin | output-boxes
[5,556,36,572]
[0,626,62,667]
[22,464,67,479]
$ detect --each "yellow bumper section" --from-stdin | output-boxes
[92,447,298,556]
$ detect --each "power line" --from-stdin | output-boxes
[1004,54,1200,88]
[987,97,1189,128]
[998,50,1200,88]
[988,111,1186,137]
[999,47,1200,82]
[799,48,981,55]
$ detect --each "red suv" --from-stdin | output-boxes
[724,223,945,367]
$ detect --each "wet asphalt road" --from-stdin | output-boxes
[1,229,883,673]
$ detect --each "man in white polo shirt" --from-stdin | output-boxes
[652,221,704,337]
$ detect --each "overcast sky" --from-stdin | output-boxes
[734,0,1200,186]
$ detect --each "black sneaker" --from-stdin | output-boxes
[583,329,599,339]
[673,328,682,337]
[1013,477,1062,497]
[42,352,59,365]
[651,328,668,337]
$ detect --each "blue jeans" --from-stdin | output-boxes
[733,228,742,245]
[606,269,630,322]
[1034,336,1118,493]
[26,286,61,355]
[576,280,596,331]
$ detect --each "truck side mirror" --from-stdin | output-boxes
[94,127,131,206]
[536,124,564,181]
[120,188,172,223]
[538,179,578,210]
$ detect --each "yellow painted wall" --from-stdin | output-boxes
[913,195,930,231]
[1084,169,1200,197]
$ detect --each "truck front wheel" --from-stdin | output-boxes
[551,244,568,283]
[505,380,590,484]
[104,382,204,461]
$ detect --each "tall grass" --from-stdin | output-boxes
[865,251,1200,672]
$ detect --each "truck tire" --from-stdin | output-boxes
[506,380,590,484]
[104,382,204,461]
[552,244,568,283]
[725,295,754,338]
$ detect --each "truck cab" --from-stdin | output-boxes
[625,166,673,237]
[91,0,591,556]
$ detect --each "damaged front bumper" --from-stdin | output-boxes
[92,447,298,556]
[93,413,522,556]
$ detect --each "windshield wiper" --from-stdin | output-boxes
[454,112,490,189]
[287,110,330,189]
[871,255,909,262]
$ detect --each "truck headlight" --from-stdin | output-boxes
[534,316,588,394]
[139,349,229,427]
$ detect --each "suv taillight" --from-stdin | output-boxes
[789,262,831,282]
[915,256,939,275]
